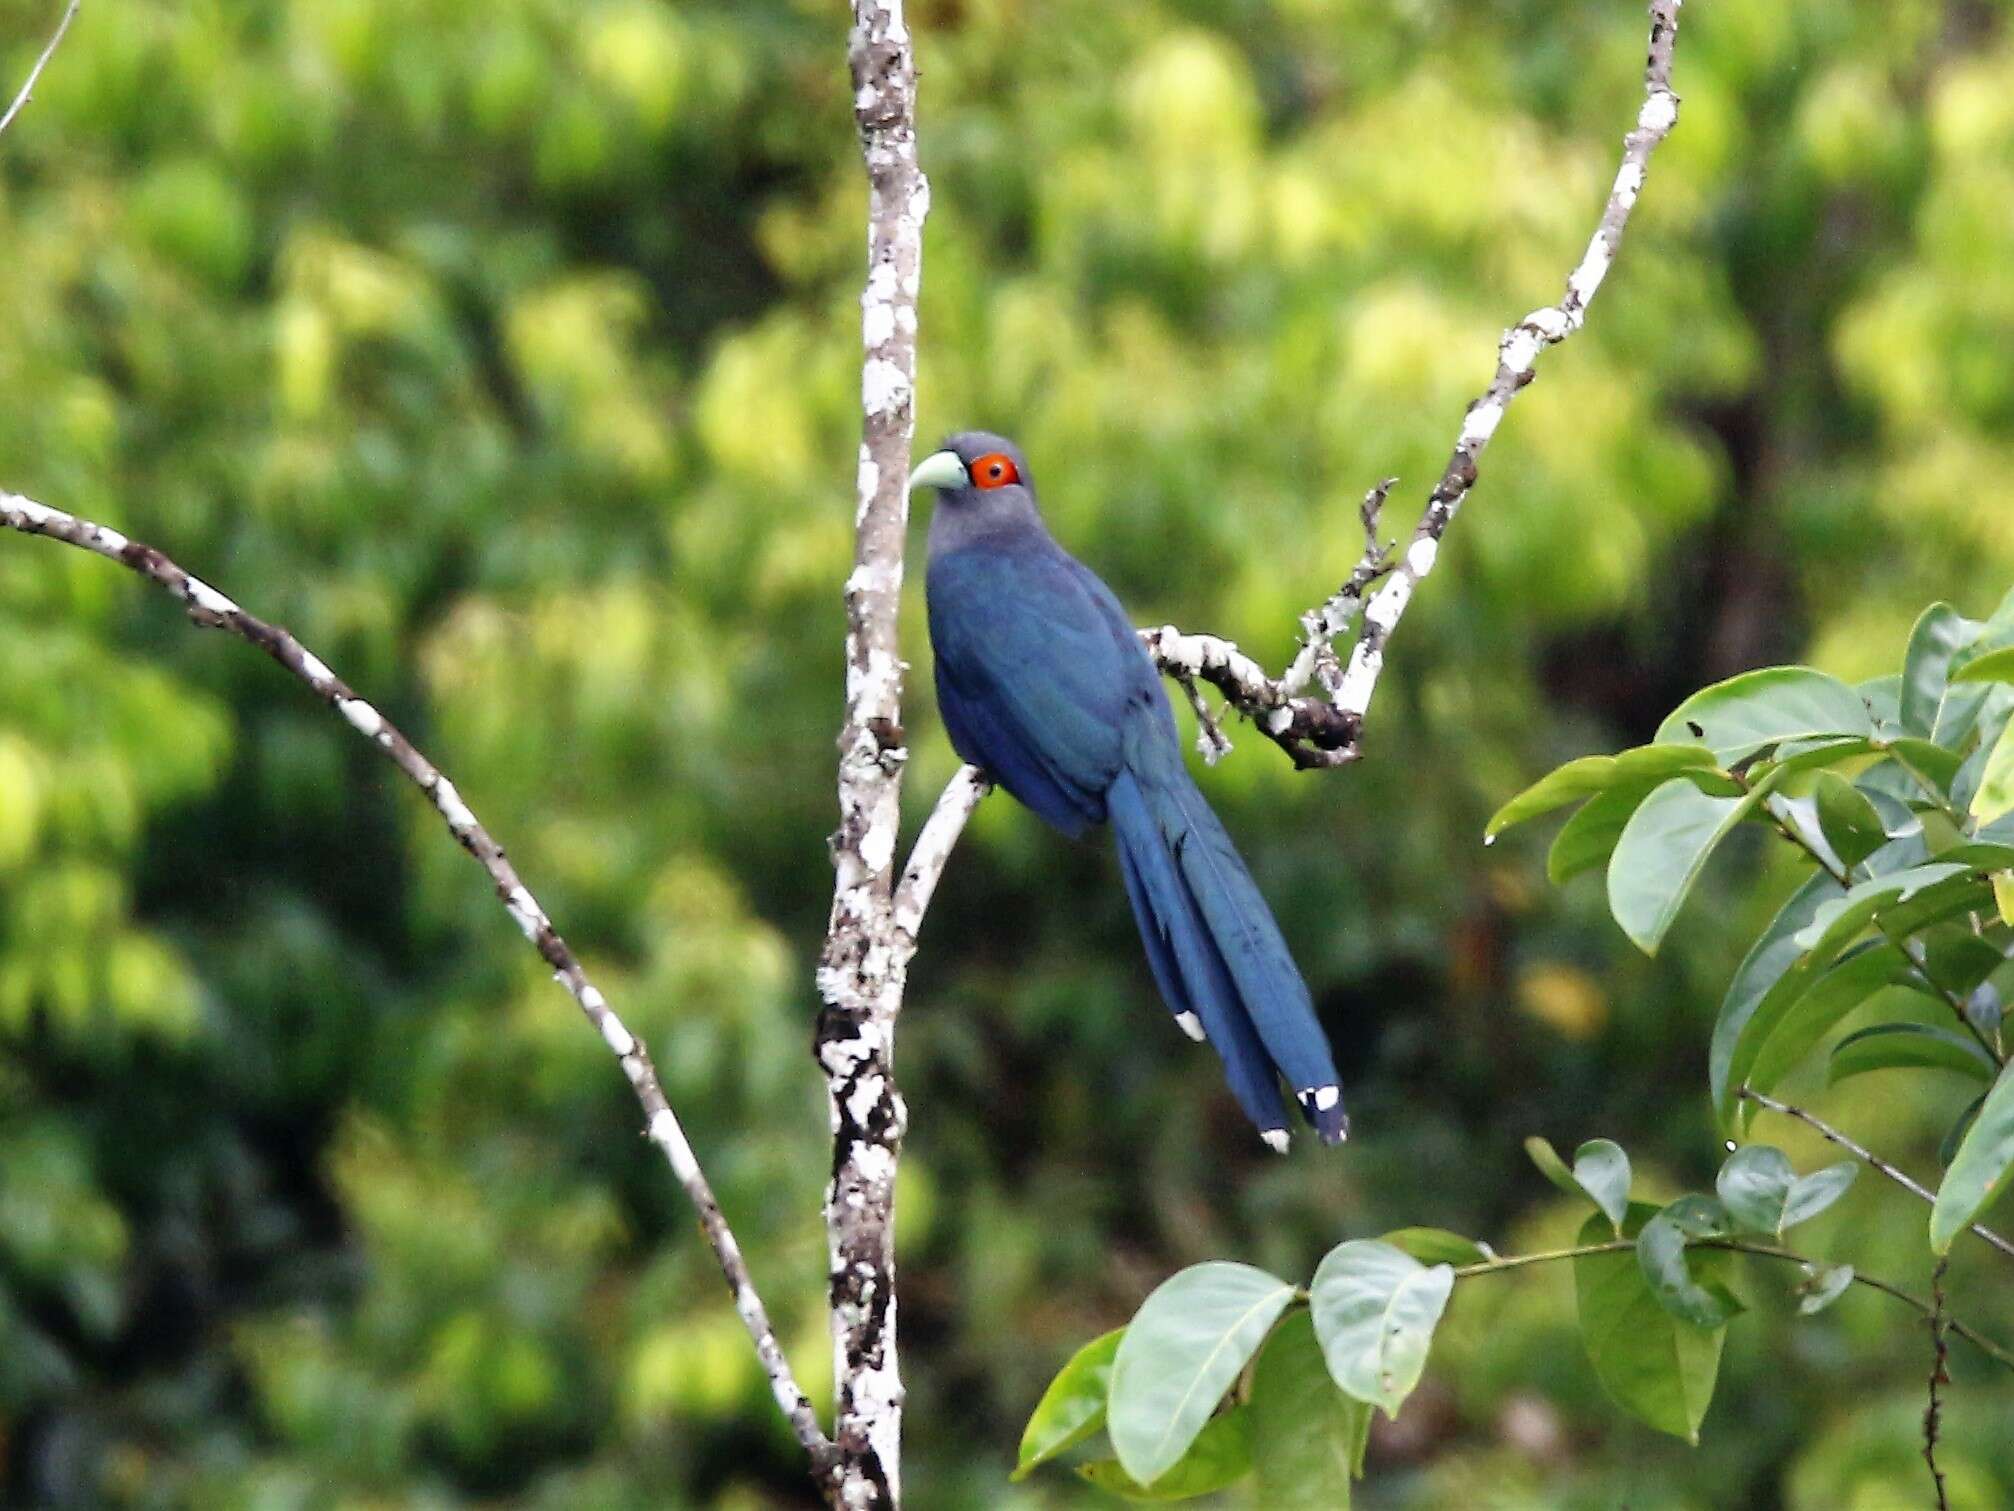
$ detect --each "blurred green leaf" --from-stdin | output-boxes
[1572,1140,1633,1233]
[1486,745,1717,840]
[1637,1196,1742,1329]
[1900,603,1981,735]
[1829,1022,1996,1085]
[1573,1205,1726,1445]
[1607,775,1777,955]
[1249,1311,1368,1509]
[1078,1409,1251,1502]
[1813,772,1888,867]
[1546,781,1657,884]
[1378,1227,1491,1266]
[1796,1264,1855,1315]
[1970,718,2014,825]
[1951,645,2014,685]
[1655,668,1873,765]
[1308,1240,1453,1419]
[1016,1328,1122,1480]
[1108,1263,1292,1486]
[1715,1145,1796,1236]
[1931,1063,2014,1253]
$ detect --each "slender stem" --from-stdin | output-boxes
[0,493,836,1469]
[0,0,80,138]
[1454,1231,2014,1371]
[1740,1087,2014,1264]
[1924,1256,1951,1511]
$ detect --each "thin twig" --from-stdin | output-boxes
[892,764,989,946]
[1739,1087,2014,1263]
[0,0,79,139]
[0,492,835,1473]
[1142,0,1685,771]
[1925,1256,1951,1511]
[1450,1232,2014,1371]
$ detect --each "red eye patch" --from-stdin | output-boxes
[970,452,1020,489]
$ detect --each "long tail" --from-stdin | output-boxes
[1108,765,1347,1147]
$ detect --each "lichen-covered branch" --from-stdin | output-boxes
[0,0,79,138]
[1143,0,1685,771]
[892,766,989,948]
[0,491,834,1475]
[813,2,928,1505]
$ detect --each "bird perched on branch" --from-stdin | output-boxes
[910,432,1346,1150]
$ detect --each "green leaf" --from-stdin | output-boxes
[1782,1162,1857,1228]
[1796,1264,1855,1316]
[1573,1206,1727,1444]
[1655,667,1874,765]
[1738,949,1918,1118]
[1637,1196,1742,1329]
[1813,772,1888,868]
[1078,1409,1252,1501]
[1607,775,1777,955]
[1308,1240,1454,1419]
[1547,782,1657,884]
[1858,674,1903,731]
[1931,1063,2014,1254]
[1941,1094,1988,1168]
[1829,1023,1997,1086]
[1108,1263,1295,1485]
[1484,745,1717,840]
[1016,1328,1123,1480]
[1715,1145,1795,1235]
[1883,737,1966,797]
[1249,1311,1369,1509]
[1792,863,1974,949]
[1949,644,2014,686]
[1901,603,1981,736]
[1710,871,1844,1129]
[1970,717,2014,826]
[1524,1135,1584,1199]
[1379,1228,1491,1267]
[1998,873,2014,928]
[1572,1140,1632,1232]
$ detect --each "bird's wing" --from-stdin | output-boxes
[928,543,1151,836]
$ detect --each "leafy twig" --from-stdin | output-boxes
[1449,1232,2014,1371]
[0,493,836,1470]
[1739,1087,2014,1263]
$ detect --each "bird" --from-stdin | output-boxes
[909,431,1347,1150]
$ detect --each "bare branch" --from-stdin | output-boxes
[0,490,834,1474]
[0,0,79,139]
[814,2,927,1503]
[893,765,990,948]
[1144,0,1686,771]
[1925,1256,1951,1511]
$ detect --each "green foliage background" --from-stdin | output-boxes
[2,0,2012,1504]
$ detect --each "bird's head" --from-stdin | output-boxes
[907,431,1035,512]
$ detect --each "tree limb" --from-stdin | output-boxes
[1142,0,1687,770]
[0,0,79,139]
[813,2,928,1504]
[0,491,835,1474]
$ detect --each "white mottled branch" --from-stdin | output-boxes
[815,2,928,1505]
[0,490,834,1475]
[0,0,79,139]
[892,766,990,945]
[1144,0,1685,772]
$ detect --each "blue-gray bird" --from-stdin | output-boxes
[910,432,1346,1150]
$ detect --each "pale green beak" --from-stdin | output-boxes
[907,450,969,492]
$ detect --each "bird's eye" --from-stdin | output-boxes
[970,452,1020,490]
